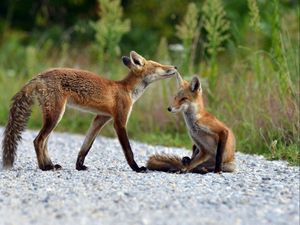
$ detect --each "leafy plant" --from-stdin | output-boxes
[91,0,130,73]
[176,2,200,74]
[248,0,261,32]
[270,0,290,96]
[202,0,230,89]
[155,37,171,64]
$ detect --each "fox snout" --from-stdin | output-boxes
[164,66,177,76]
[167,106,178,113]
[166,69,174,74]
[167,66,177,73]
[167,103,188,113]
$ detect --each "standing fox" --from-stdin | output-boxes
[2,51,177,172]
[147,74,236,173]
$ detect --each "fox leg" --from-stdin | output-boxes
[190,159,215,174]
[214,130,229,173]
[222,161,236,172]
[189,146,213,174]
[186,148,210,172]
[182,144,199,166]
[76,115,111,170]
[113,116,146,173]
[192,160,236,173]
[191,144,200,159]
[33,100,66,171]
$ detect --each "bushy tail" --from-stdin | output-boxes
[146,154,184,173]
[2,82,35,169]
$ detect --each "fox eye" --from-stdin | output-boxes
[180,97,188,102]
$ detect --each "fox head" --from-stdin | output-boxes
[167,74,203,113]
[122,51,177,83]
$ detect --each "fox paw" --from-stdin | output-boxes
[135,166,147,173]
[168,168,181,173]
[54,164,62,170]
[182,156,191,166]
[41,163,62,171]
[179,168,188,174]
[76,164,88,171]
[190,167,209,174]
[214,168,222,174]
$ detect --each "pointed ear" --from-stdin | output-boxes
[130,51,145,67]
[176,73,183,88]
[122,56,132,68]
[190,76,202,92]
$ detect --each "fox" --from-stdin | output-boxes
[146,74,236,174]
[2,51,177,172]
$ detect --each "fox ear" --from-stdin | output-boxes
[130,51,145,67]
[190,76,201,92]
[176,73,183,87]
[122,56,132,68]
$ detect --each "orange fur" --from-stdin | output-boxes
[147,75,236,174]
[2,51,177,171]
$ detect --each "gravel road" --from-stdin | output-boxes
[0,127,299,225]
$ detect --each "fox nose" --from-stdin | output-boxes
[167,107,172,112]
[174,66,177,69]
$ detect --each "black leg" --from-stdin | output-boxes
[114,121,146,172]
[214,130,228,173]
[76,115,111,170]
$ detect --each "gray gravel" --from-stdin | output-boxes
[0,127,299,225]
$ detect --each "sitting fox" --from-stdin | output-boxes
[2,51,177,172]
[147,74,236,173]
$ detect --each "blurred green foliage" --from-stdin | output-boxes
[91,0,130,73]
[0,0,299,165]
[176,2,199,74]
[202,0,230,90]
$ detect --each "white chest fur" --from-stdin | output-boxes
[183,106,217,152]
[131,80,149,102]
